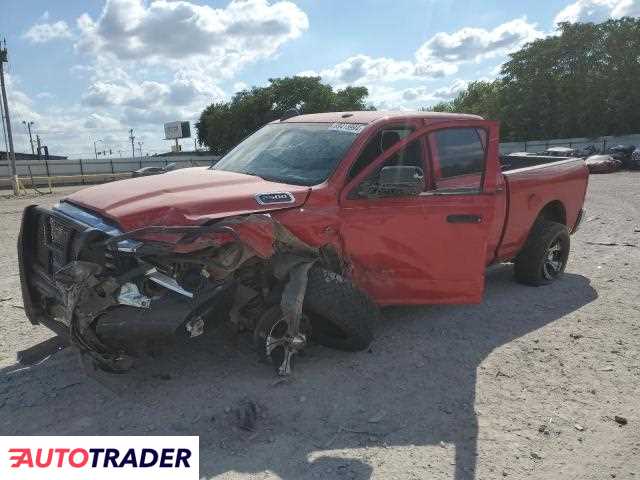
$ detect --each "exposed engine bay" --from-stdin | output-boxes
[18,202,371,376]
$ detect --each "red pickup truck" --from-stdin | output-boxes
[18,111,588,375]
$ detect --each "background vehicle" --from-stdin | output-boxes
[608,144,636,168]
[18,112,588,374]
[132,162,177,177]
[585,154,622,173]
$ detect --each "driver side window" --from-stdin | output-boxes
[348,126,414,180]
[352,140,424,198]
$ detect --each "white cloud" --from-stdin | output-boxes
[554,0,640,23]
[304,17,540,91]
[23,20,73,43]
[84,112,123,130]
[81,73,225,128]
[416,18,543,65]
[233,81,249,92]
[75,0,308,78]
[402,79,469,102]
[306,54,456,85]
[1,73,185,158]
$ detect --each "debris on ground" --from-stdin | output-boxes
[584,241,637,248]
[234,399,260,431]
[614,416,628,426]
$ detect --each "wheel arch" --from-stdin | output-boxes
[537,200,567,226]
[512,200,568,261]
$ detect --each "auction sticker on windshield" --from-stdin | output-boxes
[328,123,366,134]
[1,436,199,480]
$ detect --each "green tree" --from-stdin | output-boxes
[197,76,373,154]
[428,18,640,141]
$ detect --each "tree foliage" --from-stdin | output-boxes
[197,77,372,154]
[428,18,640,140]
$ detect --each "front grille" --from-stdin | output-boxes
[34,212,79,275]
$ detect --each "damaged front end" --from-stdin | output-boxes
[18,202,320,375]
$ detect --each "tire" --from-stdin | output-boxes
[514,219,570,286]
[304,267,379,351]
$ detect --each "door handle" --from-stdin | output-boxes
[447,214,483,224]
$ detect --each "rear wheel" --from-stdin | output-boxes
[514,219,570,286]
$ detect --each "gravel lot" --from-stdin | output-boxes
[0,174,639,479]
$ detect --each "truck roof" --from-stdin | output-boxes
[277,111,483,125]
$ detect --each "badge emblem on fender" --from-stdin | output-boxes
[255,192,296,205]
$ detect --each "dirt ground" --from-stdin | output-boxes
[0,174,638,480]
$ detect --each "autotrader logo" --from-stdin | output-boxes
[0,436,199,480]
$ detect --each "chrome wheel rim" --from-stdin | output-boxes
[543,240,564,279]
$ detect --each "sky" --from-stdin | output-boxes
[1,0,639,158]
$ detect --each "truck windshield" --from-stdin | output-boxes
[212,123,363,186]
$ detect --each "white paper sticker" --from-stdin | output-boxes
[328,123,366,134]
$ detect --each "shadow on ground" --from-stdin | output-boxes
[0,266,597,479]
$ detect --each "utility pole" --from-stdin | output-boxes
[36,134,41,156]
[137,141,143,157]
[93,139,103,161]
[0,39,18,194]
[22,120,34,155]
[129,128,135,159]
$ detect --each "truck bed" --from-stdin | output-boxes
[496,157,589,261]
[500,154,577,171]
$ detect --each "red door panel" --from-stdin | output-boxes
[341,193,495,305]
[339,120,500,306]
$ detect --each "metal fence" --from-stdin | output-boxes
[0,155,219,188]
[500,134,640,155]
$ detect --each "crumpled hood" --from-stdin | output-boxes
[65,167,311,231]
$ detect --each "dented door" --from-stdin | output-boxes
[339,120,499,306]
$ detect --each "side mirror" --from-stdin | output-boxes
[377,166,425,196]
